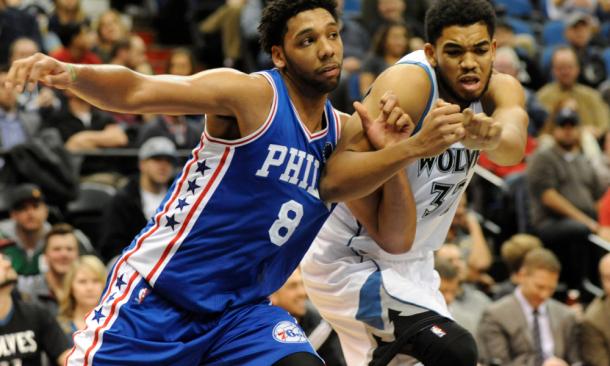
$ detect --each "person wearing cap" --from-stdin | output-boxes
[0,183,51,276]
[99,137,176,264]
[537,46,610,139]
[526,100,606,291]
[563,12,606,88]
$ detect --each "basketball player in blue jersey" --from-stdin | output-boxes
[5,1,469,365]
[301,0,529,365]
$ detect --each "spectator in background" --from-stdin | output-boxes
[23,3,62,55]
[0,254,70,366]
[166,48,197,76]
[494,20,545,91]
[493,46,548,137]
[9,37,61,117]
[57,255,106,343]
[135,114,202,150]
[48,0,88,35]
[93,9,128,63]
[109,34,152,75]
[435,243,491,336]
[477,248,581,366]
[50,21,101,65]
[43,89,127,153]
[492,233,543,300]
[0,184,50,276]
[527,102,606,289]
[335,0,370,74]
[270,268,346,366]
[361,0,426,42]
[99,137,176,263]
[537,46,610,139]
[0,66,41,151]
[359,22,410,97]
[580,253,610,366]
[445,195,493,288]
[0,0,43,65]
[564,12,607,88]
[18,223,80,316]
[199,0,246,69]
[162,48,205,134]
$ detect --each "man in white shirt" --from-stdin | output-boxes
[477,248,581,366]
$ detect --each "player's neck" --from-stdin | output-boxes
[282,73,327,133]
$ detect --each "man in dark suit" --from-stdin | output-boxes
[477,248,581,366]
[580,253,610,366]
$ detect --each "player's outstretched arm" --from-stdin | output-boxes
[5,53,271,121]
[463,72,528,166]
[319,65,466,203]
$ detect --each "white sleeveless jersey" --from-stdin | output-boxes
[302,51,483,349]
[320,50,482,257]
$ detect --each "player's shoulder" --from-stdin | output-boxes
[486,72,524,99]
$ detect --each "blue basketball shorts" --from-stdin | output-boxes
[65,262,320,366]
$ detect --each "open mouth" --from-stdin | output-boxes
[458,75,481,92]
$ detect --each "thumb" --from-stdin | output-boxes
[353,101,372,131]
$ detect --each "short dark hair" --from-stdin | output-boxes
[44,223,78,253]
[425,0,496,44]
[57,21,90,48]
[258,0,338,54]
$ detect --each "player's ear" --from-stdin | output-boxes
[271,45,286,69]
[424,43,437,68]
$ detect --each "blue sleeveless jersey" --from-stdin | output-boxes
[113,69,340,314]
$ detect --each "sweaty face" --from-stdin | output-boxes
[276,8,343,94]
[427,23,495,106]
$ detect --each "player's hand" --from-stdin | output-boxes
[354,91,414,150]
[409,99,466,157]
[5,53,73,93]
[460,108,502,150]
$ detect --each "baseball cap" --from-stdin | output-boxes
[555,108,580,127]
[8,183,45,210]
[138,137,177,161]
[565,12,592,28]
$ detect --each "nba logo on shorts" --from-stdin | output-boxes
[272,321,307,343]
[430,325,446,338]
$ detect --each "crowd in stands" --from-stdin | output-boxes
[1,0,610,365]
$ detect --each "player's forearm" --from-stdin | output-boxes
[319,138,422,202]
[69,64,150,113]
[376,171,416,254]
[484,108,528,166]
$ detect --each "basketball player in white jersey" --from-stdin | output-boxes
[301,0,528,365]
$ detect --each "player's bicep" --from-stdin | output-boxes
[136,69,272,118]
[335,64,432,154]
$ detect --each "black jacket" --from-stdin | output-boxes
[99,175,147,263]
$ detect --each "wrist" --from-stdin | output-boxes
[66,64,78,83]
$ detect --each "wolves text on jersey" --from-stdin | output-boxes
[255,144,321,199]
[0,331,37,358]
[417,148,480,178]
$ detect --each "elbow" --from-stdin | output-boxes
[377,233,414,254]
[319,172,350,203]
